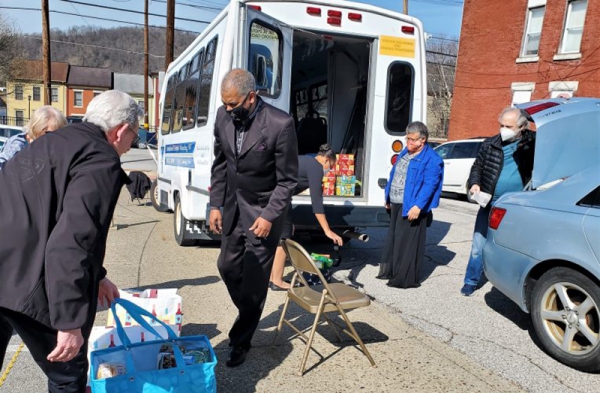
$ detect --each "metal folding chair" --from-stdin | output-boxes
[273,238,376,375]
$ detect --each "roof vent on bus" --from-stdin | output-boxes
[401,26,415,34]
[348,13,362,22]
[248,5,262,11]
[306,7,321,16]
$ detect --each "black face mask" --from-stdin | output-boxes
[228,93,251,123]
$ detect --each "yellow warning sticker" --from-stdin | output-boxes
[379,36,415,58]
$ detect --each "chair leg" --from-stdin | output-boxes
[322,313,343,342]
[299,294,326,376]
[336,305,376,366]
[272,296,291,347]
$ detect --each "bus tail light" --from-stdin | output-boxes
[391,154,398,165]
[401,26,415,34]
[328,10,342,17]
[392,140,403,152]
[523,102,559,116]
[348,13,362,21]
[327,17,341,26]
[489,207,507,230]
[248,5,262,11]
[306,7,321,16]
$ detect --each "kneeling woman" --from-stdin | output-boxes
[377,121,444,288]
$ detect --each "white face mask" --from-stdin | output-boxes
[500,127,518,142]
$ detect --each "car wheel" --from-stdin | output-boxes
[531,267,600,372]
[150,179,168,212]
[173,194,196,247]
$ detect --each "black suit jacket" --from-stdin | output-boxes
[210,99,298,246]
[0,122,129,331]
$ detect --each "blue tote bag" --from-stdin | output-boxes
[90,298,217,393]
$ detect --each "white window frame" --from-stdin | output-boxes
[15,110,24,126]
[32,86,41,101]
[559,0,587,55]
[15,85,23,100]
[74,90,84,108]
[520,5,545,58]
[511,82,535,106]
[549,81,578,98]
[51,87,59,103]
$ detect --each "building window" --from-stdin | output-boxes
[560,0,587,54]
[511,82,535,106]
[51,88,59,102]
[15,110,24,126]
[33,87,41,101]
[521,6,545,57]
[74,91,83,107]
[15,85,23,100]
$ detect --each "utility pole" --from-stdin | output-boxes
[165,0,175,69]
[403,0,408,14]
[144,0,149,130]
[41,0,51,105]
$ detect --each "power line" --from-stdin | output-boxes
[426,50,457,58]
[0,6,201,34]
[152,0,222,12]
[21,34,165,58]
[59,0,211,24]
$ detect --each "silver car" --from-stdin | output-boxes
[483,98,600,372]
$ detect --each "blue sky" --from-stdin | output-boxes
[2,0,463,39]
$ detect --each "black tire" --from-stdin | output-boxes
[150,179,169,212]
[173,194,196,247]
[531,267,600,372]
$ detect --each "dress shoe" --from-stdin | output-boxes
[269,281,289,291]
[226,346,250,367]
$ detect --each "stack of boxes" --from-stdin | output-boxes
[319,153,356,197]
[322,169,336,196]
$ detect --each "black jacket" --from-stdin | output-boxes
[0,122,129,331]
[467,129,536,195]
[210,99,298,247]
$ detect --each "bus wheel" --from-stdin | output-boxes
[151,179,169,212]
[173,194,196,246]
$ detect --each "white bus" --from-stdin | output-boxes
[152,0,427,246]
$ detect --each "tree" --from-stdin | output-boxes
[426,36,458,139]
[0,13,22,85]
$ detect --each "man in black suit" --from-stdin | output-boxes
[209,69,298,367]
[0,90,141,392]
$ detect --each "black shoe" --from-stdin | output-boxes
[226,346,250,367]
[269,281,289,291]
[376,274,391,280]
[283,279,302,288]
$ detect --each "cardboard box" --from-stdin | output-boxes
[322,170,336,196]
[335,175,356,196]
[336,153,355,164]
[335,162,355,176]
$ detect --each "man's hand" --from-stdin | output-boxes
[98,277,120,308]
[47,329,84,362]
[469,184,481,195]
[209,209,222,234]
[407,205,421,221]
[325,230,343,246]
[249,217,272,238]
[385,203,390,210]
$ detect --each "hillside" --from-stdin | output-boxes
[19,25,197,74]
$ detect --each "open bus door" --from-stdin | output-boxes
[241,6,293,111]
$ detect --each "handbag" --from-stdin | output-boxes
[90,298,217,393]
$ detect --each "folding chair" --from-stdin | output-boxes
[273,238,376,375]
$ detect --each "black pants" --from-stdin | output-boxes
[0,313,13,371]
[0,307,90,393]
[217,213,280,349]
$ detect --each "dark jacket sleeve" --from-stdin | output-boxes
[261,117,299,223]
[44,157,123,331]
[210,118,227,208]
[467,139,489,190]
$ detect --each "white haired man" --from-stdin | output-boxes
[0,90,143,392]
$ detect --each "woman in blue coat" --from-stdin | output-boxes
[377,121,444,288]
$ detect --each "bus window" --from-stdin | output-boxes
[183,49,204,130]
[294,89,309,121]
[197,37,218,128]
[248,22,281,97]
[311,83,328,122]
[172,65,190,134]
[161,74,177,135]
[386,63,414,135]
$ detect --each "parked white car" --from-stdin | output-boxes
[434,138,484,201]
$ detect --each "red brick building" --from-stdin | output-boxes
[448,0,599,140]
[66,65,112,119]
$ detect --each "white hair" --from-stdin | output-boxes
[83,90,144,133]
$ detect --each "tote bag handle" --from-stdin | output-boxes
[110,298,178,348]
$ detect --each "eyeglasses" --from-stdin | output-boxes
[406,136,423,143]
[127,125,140,146]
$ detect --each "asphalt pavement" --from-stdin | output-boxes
[1,149,598,392]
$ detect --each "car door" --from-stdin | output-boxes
[444,142,480,194]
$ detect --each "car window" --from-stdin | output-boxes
[578,186,600,208]
[435,144,452,159]
[449,142,481,159]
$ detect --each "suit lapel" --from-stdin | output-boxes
[238,107,267,158]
